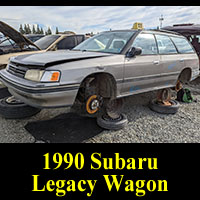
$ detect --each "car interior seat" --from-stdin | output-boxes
[113,41,125,51]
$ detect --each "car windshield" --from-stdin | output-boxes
[34,35,60,50]
[0,38,15,46]
[74,31,136,54]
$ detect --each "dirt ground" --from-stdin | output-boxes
[0,77,200,143]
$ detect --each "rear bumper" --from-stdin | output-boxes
[191,69,200,81]
[0,70,80,108]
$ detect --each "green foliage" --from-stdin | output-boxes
[46,27,52,35]
[19,24,25,34]
[56,27,59,34]
[19,24,53,35]
[32,25,36,34]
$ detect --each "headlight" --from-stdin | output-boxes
[25,70,60,82]
[25,70,44,82]
[40,71,60,82]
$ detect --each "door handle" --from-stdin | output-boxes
[180,59,184,63]
[153,61,160,65]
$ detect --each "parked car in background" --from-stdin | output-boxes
[25,34,45,42]
[0,21,87,70]
[0,29,199,119]
[0,34,4,40]
[0,37,21,54]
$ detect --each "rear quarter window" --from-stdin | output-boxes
[170,37,195,53]
[76,35,85,45]
[57,36,76,50]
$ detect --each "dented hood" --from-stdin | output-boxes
[10,50,113,67]
[0,21,41,50]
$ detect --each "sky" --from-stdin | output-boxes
[0,6,200,34]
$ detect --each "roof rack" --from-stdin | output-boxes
[173,23,194,27]
[147,28,182,36]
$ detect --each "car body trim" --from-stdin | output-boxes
[0,74,80,94]
[116,71,180,84]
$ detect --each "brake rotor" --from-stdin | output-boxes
[106,99,123,119]
[86,95,101,114]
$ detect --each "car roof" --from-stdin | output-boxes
[25,34,45,37]
[142,29,184,37]
[100,29,184,37]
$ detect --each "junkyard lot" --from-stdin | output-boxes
[0,78,199,143]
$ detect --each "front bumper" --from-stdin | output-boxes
[0,70,80,108]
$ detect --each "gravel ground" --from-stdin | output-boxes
[0,77,200,143]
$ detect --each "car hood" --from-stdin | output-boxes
[0,21,40,50]
[10,50,114,68]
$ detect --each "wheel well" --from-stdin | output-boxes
[178,68,192,83]
[77,73,117,99]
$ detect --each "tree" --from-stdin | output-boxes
[40,27,44,35]
[24,24,28,34]
[27,24,31,34]
[36,24,40,34]
[32,25,36,34]
[56,27,59,34]
[46,27,52,35]
[19,24,25,34]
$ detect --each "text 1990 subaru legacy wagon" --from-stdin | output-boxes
[0,29,199,116]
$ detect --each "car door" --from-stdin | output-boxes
[154,34,181,87]
[122,33,161,95]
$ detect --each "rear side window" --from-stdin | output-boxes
[155,35,177,54]
[76,35,85,45]
[170,37,194,53]
[57,36,76,50]
[132,33,158,55]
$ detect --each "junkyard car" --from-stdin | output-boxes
[0,21,87,70]
[0,29,199,118]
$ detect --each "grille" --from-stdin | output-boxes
[7,62,28,78]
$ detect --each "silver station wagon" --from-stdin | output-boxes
[0,29,199,117]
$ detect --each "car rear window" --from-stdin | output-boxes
[57,36,76,50]
[170,37,195,53]
[35,35,60,50]
[76,35,85,45]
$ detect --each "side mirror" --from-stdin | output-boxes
[126,47,142,58]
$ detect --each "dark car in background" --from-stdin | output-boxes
[0,37,21,54]
[0,34,44,55]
